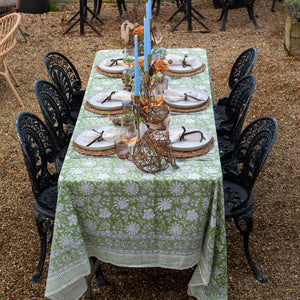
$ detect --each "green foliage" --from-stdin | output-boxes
[285,0,300,22]
[49,0,58,12]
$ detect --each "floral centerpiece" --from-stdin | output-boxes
[122,26,168,105]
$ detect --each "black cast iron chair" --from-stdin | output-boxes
[216,47,257,108]
[216,75,256,160]
[215,74,256,152]
[15,112,59,284]
[223,116,278,283]
[213,0,260,31]
[44,51,85,123]
[34,79,74,170]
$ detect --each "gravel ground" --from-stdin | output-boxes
[0,1,299,299]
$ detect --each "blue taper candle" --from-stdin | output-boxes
[148,1,152,20]
[134,34,140,96]
[143,17,149,72]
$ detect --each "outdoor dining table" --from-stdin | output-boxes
[44,48,228,300]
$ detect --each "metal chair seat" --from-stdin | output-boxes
[35,186,57,214]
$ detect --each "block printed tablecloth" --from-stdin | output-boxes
[45,48,227,300]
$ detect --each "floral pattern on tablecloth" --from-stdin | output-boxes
[45,49,227,300]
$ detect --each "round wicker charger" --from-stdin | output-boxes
[95,65,123,78]
[73,141,116,156]
[172,137,214,158]
[167,97,211,113]
[84,101,123,115]
[163,64,206,77]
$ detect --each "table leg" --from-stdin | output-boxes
[64,0,103,35]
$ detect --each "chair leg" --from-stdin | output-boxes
[152,0,160,20]
[247,5,260,30]
[18,26,28,43]
[117,0,125,22]
[86,258,108,299]
[31,214,49,284]
[91,257,108,288]
[218,9,224,21]
[7,64,20,86]
[219,7,228,31]
[0,70,24,106]
[234,211,268,283]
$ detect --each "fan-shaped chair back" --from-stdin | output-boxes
[15,112,58,198]
[234,116,278,193]
[44,51,82,104]
[225,74,256,140]
[34,79,74,151]
[228,47,257,90]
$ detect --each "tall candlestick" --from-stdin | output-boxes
[134,34,139,96]
[148,1,152,20]
[144,17,149,72]
[146,1,152,20]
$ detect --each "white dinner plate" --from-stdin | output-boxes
[74,126,115,151]
[169,126,212,151]
[98,56,127,73]
[166,56,204,73]
[164,87,209,108]
[88,91,123,111]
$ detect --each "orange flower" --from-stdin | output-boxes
[138,59,144,68]
[154,59,169,72]
[133,26,144,36]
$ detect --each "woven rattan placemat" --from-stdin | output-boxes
[172,137,214,158]
[95,65,123,78]
[73,141,116,156]
[84,101,123,115]
[167,97,211,113]
[163,64,206,77]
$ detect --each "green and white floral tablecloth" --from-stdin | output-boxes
[45,49,227,300]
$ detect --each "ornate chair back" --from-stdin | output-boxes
[15,112,58,200]
[225,74,256,141]
[44,51,83,105]
[34,79,74,151]
[234,116,278,194]
[228,47,257,90]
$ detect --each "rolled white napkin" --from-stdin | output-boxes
[166,54,196,66]
[94,91,132,103]
[104,58,126,67]
[82,127,122,144]
[169,127,206,143]
[164,88,208,102]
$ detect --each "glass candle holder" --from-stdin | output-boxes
[115,138,129,159]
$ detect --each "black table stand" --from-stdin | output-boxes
[168,0,209,32]
[65,0,102,35]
